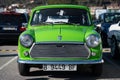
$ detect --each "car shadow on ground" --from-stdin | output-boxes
[25,68,97,80]
[26,71,97,80]
[24,63,120,80]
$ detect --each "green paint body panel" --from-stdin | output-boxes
[18,5,103,62]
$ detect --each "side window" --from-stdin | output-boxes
[32,11,47,25]
[26,14,30,22]
[98,14,104,22]
[38,14,42,22]
[33,13,37,22]
[101,15,104,20]
[32,12,39,24]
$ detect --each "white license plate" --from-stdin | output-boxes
[43,64,77,71]
[2,27,17,31]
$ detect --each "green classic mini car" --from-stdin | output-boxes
[18,5,104,76]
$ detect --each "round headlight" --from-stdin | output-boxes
[20,34,33,47]
[86,34,101,48]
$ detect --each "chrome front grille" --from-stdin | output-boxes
[30,43,90,58]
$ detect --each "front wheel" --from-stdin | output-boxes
[91,64,103,76]
[18,63,30,76]
[110,37,119,59]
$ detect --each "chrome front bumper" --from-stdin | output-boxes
[18,59,104,64]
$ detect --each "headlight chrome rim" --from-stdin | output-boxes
[20,34,33,48]
[86,34,101,48]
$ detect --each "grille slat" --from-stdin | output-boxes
[30,43,90,58]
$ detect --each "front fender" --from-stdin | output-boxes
[108,30,120,40]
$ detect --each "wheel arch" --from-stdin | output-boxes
[112,35,116,39]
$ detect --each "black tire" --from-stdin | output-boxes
[18,63,30,76]
[101,31,109,48]
[110,37,119,59]
[91,64,103,76]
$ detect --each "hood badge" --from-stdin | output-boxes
[58,35,62,41]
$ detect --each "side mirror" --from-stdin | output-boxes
[94,24,101,33]
[22,23,28,28]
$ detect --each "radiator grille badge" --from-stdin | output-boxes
[58,35,62,41]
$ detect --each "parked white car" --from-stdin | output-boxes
[108,21,120,58]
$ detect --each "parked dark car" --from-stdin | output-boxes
[108,21,120,58]
[0,11,29,42]
[97,12,120,47]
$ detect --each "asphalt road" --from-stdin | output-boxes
[0,42,120,80]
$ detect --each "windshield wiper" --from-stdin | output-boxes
[40,22,54,25]
[66,22,81,25]
[32,21,81,26]
[31,22,53,26]
[54,21,67,24]
[54,21,80,25]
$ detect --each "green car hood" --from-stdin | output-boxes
[32,24,89,42]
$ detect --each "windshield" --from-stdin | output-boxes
[31,8,91,26]
[0,13,27,25]
[104,13,120,23]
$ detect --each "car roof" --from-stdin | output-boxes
[99,12,120,17]
[0,11,29,22]
[0,11,27,15]
[102,12,120,15]
[32,4,90,12]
